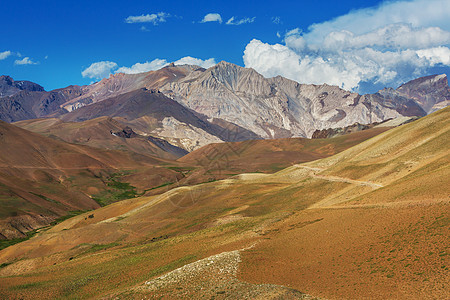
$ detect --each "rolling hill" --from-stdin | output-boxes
[0,106,447,299]
[0,120,185,239]
[14,117,188,160]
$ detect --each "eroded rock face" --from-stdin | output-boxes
[0,75,44,97]
[1,63,448,141]
[159,62,440,137]
[396,74,450,113]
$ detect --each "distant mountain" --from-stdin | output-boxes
[59,88,260,151]
[396,74,450,113]
[159,61,438,138]
[14,117,188,160]
[1,63,449,148]
[0,84,84,122]
[0,75,44,97]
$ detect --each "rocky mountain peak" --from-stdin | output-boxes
[396,74,450,113]
[203,61,270,94]
[0,75,45,97]
[398,74,448,91]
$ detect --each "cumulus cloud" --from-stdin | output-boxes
[243,0,450,93]
[272,17,281,25]
[117,57,216,74]
[201,13,222,23]
[306,0,450,43]
[81,61,118,79]
[125,12,169,25]
[82,57,216,79]
[226,17,255,25]
[416,46,450,65]
[14,57,38,65]
[173,56,216,68]
[115,59,168,74]
[0,50,11,60]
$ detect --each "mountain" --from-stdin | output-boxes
[0,120,185,239]
[1,63,449,147]
[59,64,202,112]
[160,61,440,137]
[396,74,450,113]
[0,84,84,122]
[0,75,44,97]
[14,117,188,160]
[59,88,260,151]
[0,106,447,299]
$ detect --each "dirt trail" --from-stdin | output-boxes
[297,165,383,188]
[312,198,450,210]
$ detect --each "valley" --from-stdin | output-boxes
[0,62,448,299]
[0,101,448,299]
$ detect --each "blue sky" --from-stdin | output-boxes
[1,0,449,93]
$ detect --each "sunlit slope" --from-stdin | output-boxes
[300,104,450,207]
[14,117,187,160]
[179,127,391,181]
[0,107,448,299]
[0,120,181,239]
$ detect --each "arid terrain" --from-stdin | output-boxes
[0,105,447,299]
[3,0,450,298]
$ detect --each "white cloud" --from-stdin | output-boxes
[81,57,216,79]
[125,12,169,25]
[174,56,216,68]
[116,57,216,74]
[0,50,11,60]
[14,57,38,65]
[116,59,167,74]
[243,0,450,93]
[272,17,281,25]
[320,24,450,51]
[226,16,255,25]
[201,13,222,23]
[81,61,118,79]
[304,0,450,45]
[416,46,450,65]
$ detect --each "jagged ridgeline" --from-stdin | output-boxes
[1,62,449,153]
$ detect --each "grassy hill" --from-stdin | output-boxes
[0,107,447,298]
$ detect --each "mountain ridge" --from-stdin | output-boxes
[1,63,449,148]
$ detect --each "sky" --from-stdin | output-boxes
[1,0,450,93]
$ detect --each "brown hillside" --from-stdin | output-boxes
[14,117,187,160]
[0,107,447,298]
[179,126,392,183]
[0,121,182,239]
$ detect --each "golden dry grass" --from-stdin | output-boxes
[0,107,448,299]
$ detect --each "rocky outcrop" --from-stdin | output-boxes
[312,123,374,139]
[159,62,436,138]
[112,126,138,138]
[311,116,419,139]
[1,64,448,143]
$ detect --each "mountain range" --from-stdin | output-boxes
[1,62,449,152]
[0,61,449,299]
[0,103,447,299]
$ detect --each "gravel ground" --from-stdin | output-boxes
[127,247,319,299]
